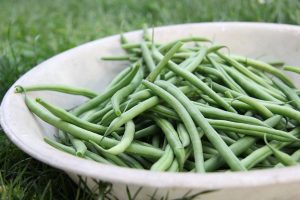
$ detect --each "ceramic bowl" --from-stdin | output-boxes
[2,22,300,200]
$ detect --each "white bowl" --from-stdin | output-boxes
[1,22,300,200]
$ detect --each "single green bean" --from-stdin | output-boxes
[141,41,156,72]
[283,65,300,75]
[15,84,97,98]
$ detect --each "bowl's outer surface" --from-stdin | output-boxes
[2,22,300,199]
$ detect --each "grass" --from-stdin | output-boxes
[1,0,300,199]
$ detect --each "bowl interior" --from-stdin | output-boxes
[2,22,300,189]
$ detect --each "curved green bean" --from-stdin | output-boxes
[15,84,97,98]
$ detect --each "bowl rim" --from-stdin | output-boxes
[2,22,300,189]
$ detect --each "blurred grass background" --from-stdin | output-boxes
[1,0,300,199]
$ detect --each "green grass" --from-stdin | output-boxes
[1,0,300,199]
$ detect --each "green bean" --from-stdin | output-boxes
[118,153,144,169]
[141,41,156,72]
[111,69,142,116]
[155,80,246,171]
[202,145,218,155]
[147,42,183,82]
[275,149,300,168]
[129,86,191,101]
[273,78,300,110]
[264,135,298,166]
[57,130,69,144]
[151,135,160,148]
[151,145,174,171]
[152,49,236,113]
[133,125,159,139]
[232,55,295,88]
[24,94,163,159]
[168,159,179,172]
[197,65,222,78]
[269,61,285,68]
[89,141,129,167]
[44,137,76,155]
[68,135,87,157]
[104,96,159,137]
[166,47,207,81]
[85,150,113,165]
[177,124,190,147]
[219,134,236,145]
[209,120,297,142]
[168,146,193,172]
[159,37,210,52]
[85,104,113,123]
[234,95,273,119]
[263,115,283,128]
[106,67,132,89]
[154,117,185,169]
[101,55,132,61]
[72,62,140,116]
[36,98,106,133]
[184,48,207,72]
[142,80,205,172]
[15,84,97,98]
[224,91,234,98]
[89,120,135,155]
[283,65,300,75]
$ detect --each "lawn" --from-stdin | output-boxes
[1,0,300,199]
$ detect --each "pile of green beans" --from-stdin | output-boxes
[16,25,300,173]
